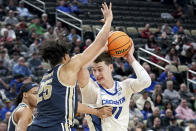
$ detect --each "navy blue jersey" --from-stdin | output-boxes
[7,103,33,131]
[32,64,78,128]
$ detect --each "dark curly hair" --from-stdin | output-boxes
[39,40,69,67]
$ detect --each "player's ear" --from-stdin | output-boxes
[23,92,28,98]
[109,64,113,72]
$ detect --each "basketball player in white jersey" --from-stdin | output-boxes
[78,43,151,131]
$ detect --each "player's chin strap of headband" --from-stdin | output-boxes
[23,83,38,92]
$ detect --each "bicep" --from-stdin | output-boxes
[78,67,90,88]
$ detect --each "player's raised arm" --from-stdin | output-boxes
[75,2,113,69]
[123,41,151,93]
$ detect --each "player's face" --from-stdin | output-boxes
[92,61,113,84]
[27,87,38,108]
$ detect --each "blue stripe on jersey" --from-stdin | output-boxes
[112,107,117,114]
[90,75,118,96]
[114,107,122,119]
[90,115,102,131]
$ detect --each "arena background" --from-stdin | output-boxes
[0,0,196,130]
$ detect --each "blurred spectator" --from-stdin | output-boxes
[0,29,13,43]
[172,21,181,34]
[9,52,20,69]
[177,26,185,35]
[154,94,164,111]
[189,62,196,79]
[0,121,7,131]
[163,80,180,107]
[154,26,162,38]
[12,57,31,76]
[4,111,11,124]
[136,91,155,110]
[161,23,172,35]
[145,73,159,93]
[0,5,6,21]
[0,50,10,69]
[29,38,41,56]
[28,16,45,35]
[142,62,151,74]
[54,21,68,37]
[161,102,177,117]
[28,52,42,72]
[6,0,17,12]
[4,10,18,25]
[185,123,196,131]
[162,72,178,90]
[165,47,181,66]
[129,99,144,120]
[44,27,57,41]
[150,47,165,65]
[17,1,31,18]
[0,59,10,77]
[141,101,153,120]
[167,117,183,131]
[67,28,81,42]
[0,78,9,90]
[72,46,81,56]
[158,65,170,82]
[147,117,164,131]
[83,39,92,50]
[141,24,153,39]
[179,83,195,108]
[146,107,162,128]
[145,35,158,52]
[159,32,171,54]
[152,84,162,101]
[176,99,196,121]
[161,109,174,127]
[12,38,28,56]
[1,24,16,41]
[0,99,14,120]
[172,6,185,19]
[69,2,80,15]
[40,13,51,30]
[8,74,24,94]
[57,0,71,13]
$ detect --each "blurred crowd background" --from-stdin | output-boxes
[0,0,196,131]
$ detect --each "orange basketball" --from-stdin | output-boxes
[108,31,132,58]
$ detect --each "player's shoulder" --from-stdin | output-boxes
[15,106,32,117]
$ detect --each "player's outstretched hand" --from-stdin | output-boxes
[100,2,113,23]
[96,106,113,118]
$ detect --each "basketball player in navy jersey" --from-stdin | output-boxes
[30,2,113,131]
[78,43,151,130]
[7,83,38,131]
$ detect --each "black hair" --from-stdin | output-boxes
[94,52,113,65]
[143,101,152,112]
[15,83,33,106]
[39,40,68,67]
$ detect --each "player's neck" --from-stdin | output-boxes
[101,79,114,89]
[22,100,34,111]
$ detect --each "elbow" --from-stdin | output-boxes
[141,75,151,88]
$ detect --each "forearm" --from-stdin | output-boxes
[129,57,151,92]
[94,19,112,46]
[77,102,98,116]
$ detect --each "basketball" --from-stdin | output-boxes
[108,31,133,58]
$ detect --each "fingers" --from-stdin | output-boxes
[109,2,112,11]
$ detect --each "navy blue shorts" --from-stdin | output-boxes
[29,123,71,131]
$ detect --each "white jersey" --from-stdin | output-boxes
[81,61,151,131]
